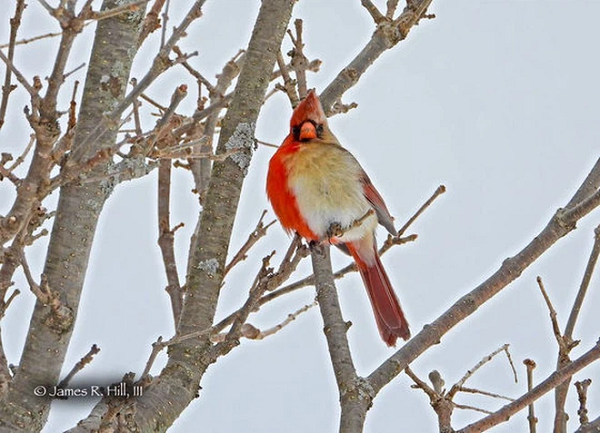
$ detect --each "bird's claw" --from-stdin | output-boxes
[326,222,344,240]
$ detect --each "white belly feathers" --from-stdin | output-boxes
[286,142,377,242]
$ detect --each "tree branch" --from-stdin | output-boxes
[310,242,373,432]
[0,0,27,130]
[367,158,600,396]
[0,2,145,429]
[457,340,600,433]
[320,0,435,113]
[68,1,296,430]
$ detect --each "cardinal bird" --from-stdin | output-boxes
[266,90,410,346]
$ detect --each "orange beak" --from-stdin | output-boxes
[299,121,317,141]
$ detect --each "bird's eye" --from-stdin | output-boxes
[316,124,324,136]
[292,126,300,137]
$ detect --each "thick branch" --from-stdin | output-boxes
[310,243,372,433]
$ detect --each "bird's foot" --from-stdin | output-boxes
[326,222,344,240]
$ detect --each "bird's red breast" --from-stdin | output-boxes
[266,136,318,241]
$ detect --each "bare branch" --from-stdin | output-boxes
[224,210,275,276]
[575,378,592,426]
[398,184,446,236]
[240,299,317,340]
[524,359,538,433]
[275,51,299,107]
[361,0,386,24]
[386,0,400,19]
[406,367,454,431]
[457,340,600,433]
[0,30,65,49]
[459,386,514,402]
[320,0,435,113]
[536,276,569,353]
[0,49,38,98]
[57,345,101,389]
[287,19,309,99]
[448,344,515,398]
[310,242,373,431]
[368,158,600,396]
[158,158,183,326]
[565,224,600,339]
[139,0,167,45]
[0,0,27,130]
[555,223,600,431]
[0,288,20,319]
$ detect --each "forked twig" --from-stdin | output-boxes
[224,210,276,276]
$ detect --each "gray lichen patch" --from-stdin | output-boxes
[224,122,255,176]
[196,258,220,276]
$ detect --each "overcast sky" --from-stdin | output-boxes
[1,1,599,432]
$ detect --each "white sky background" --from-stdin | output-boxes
[1,0,599,432]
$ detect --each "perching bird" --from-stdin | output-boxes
[266,90,410,346]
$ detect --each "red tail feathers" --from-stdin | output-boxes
[347,240,410,346]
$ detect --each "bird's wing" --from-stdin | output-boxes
[361,172,397,236]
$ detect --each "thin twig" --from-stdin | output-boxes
[398,184,446,236]
[0,30,65,49]
[565,224,600,339]
[0,48,38,97]
[287,19,309,99]
[21,254,50,304]
[457,340,600,433]
[211,252,278,358]
[6,134,35,172]
[448,344,515,399]
[524,359,538,433]
[58,345,101,389]
[255,139,278,149]
[275,51,299,107]
[536,276,568,353]
[458,386,514,402]
[0,288,20,319]
[575,379,592,426]
[0,0,26,130]
[453,404,493,415]
[554,223,600,432]
[224,210,275,276]
[161,0,170,49]
[213,299,318,342]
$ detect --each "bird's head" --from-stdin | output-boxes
[290,89,328,142]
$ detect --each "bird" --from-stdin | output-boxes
[266,89,410,346]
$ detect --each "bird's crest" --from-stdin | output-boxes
[290,89,327,127]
